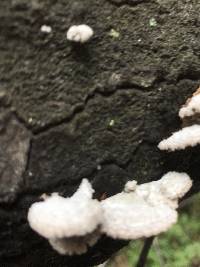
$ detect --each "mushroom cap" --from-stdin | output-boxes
[158,125,200,151]
[159,172,192,199]
[67,25,94,43]
[101,192,177,240]
[179,89,200,119]
[101,172,192,240]
[40,25,52,33]
[28,179,102,239]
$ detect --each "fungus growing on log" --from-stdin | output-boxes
[158,86,200,151]
[40,25,52,33]
[66,24,94,43]
[179,87,200,119]
[28,173,192,255]
[158,125,200,151]
[28,179,102,255]
[101,172,192,240]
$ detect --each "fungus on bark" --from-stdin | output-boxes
[28,173,192,255]
[101,172,192,240]
[66,25,94,43]
[40,25,52,33]
[158,86,200,151]
[158,125,200,151]
[28,179,102,255]
[179,87,200,119]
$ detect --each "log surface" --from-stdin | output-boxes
[0,0,200,266]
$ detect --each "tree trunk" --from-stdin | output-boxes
[0,0,200,266]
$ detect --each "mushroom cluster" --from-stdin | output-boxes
[158,87,200,151]
[28,172,192,255]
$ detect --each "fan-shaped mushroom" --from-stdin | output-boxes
[101,172,192,240]
[28,179,102,255]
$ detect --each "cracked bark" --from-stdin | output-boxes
[0,0,200,266]
[107,0,150,7]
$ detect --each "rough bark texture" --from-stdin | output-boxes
[0,0,200,266]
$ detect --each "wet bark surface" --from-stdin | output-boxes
[0,0,200,266]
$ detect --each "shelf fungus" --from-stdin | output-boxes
[27,179,102,255]
[67,24,94,43]
[158,125,200,151]
[179,87,200,120]
[28,173,192,255]
[158,87,200,151]
[101,172,192,240]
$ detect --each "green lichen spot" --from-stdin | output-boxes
[109,119,115,127]
[149,18,157,27]
[109,29,120,38]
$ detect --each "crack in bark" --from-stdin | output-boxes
[13,85,147,136]
[13,68,199,136]
[23,137,32,187]
[107,0,151,7]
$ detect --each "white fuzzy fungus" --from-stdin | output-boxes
[101,172,192,240]
[179,88,200,119]
[158,125,200,151]
[40,25,52,33]
[159,86,200,151]
[159,172,192,200]
[28,172,192,254]
[124,180,137,193]
[67,25,94,43]
[102,193,177,239]
[28,179,102,255]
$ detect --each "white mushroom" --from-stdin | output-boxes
[101,192,177,240]
[124,180,137,193]
[179,88,200,119]
[101,172,192,240]
[158,86,200,151]
[158,125,200,151]
[40,25,52,33]
[28,173,192,254]
[159,172,192,200]
[66,24,94,43]
[27,179,102,255]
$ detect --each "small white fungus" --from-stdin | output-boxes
[67,24,94,43]
[158,125,200,151]
[124,180,137,193]
[40,25,52,33]
[179,88,200,119]
[101,172,192,240]
[28,179,102,255]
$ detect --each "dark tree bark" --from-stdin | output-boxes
[0,0,200,266]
